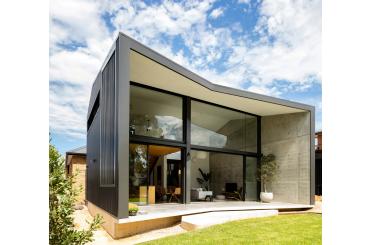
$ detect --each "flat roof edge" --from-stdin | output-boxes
[119,32,315,112]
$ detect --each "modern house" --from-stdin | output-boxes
[86,33,315,238]
[65,146,87,204]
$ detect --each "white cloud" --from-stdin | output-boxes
[210,7,224,19]
[238,0,251,6]
[50,0,321,139]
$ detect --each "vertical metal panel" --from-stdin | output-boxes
[256,116,261,200]
[87,107,101,204]
[86,51,118,217]
[310,110,316,205]
[117,35,131,218]
[185,97,191,203]
[242,156,246,201]
[101,53,116,187]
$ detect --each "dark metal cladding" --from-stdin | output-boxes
[86,52,118,217]
[101,53,116,186]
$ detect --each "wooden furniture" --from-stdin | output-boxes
[139,186,148,203]
[148,186,155,204]
[224,183,242,200]
[169,187,181,202]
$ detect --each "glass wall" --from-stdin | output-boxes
[191,100,257,152]
[130,85,183,141]
[190,150,243,201]
[245,157,258,200]
[129,143,184,205]
[129,144,148,205]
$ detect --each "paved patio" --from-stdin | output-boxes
[119,201,313,223]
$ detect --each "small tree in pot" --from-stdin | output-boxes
[256,154,279,202]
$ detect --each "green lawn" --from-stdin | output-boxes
[141,214,321,245]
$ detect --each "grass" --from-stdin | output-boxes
[141,213,321,245]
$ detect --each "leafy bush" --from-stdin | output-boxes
[128,203,139,212]
[49,142,102,245]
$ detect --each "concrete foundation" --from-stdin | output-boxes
[181,209,278,230]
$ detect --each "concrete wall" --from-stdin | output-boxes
[190,151,210,190]
[261,112,311,204]
[209,153,243,195]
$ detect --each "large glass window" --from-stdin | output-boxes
[130,85,183,141]
[245,157,258,201]
[129,143,183,205]
[129,144,148,205]
[190,150,243,201]
[191,100,257,152]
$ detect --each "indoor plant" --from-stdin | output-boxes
[256,154,278,202]
[197,168,211,190]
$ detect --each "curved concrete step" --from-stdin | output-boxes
[181,210,278,231]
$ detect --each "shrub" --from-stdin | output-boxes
[49,142,102,245]
[129,203,139,212]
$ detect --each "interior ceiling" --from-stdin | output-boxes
[130,144,180,157]
[149,145,180,157]
[129,50,306,116]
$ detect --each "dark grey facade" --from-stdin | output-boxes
[86,33,315,219]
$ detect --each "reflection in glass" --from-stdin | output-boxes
[191,100,257,152]
[130,85,183,141]
[129,144,148,205]
[245,157,257,201]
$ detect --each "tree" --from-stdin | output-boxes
[49,142,102,245]
[256,154,279,193]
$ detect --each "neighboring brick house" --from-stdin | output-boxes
[65,146,87,204]
[315,132,322,195]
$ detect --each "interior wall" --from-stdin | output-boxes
[261,112,311,204]
[190,151,210,190]
[209,153,243,195]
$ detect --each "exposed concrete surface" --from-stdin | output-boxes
[280,200,322,215]
[119,201,312,223]
[181,210,278,230]
[261,112,311,204]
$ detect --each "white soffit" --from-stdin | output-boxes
[129,51,305,116]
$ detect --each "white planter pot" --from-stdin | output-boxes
[260,192,274,203]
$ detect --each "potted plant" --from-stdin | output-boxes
[196,168,211,190]
[256,154,279,203]
[128,203,139,216]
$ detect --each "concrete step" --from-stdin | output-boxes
[181,209,278,231]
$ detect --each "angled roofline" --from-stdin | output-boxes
[65,145,86,156]
[118,32,315,112]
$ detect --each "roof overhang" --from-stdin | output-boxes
[124,33,314,116]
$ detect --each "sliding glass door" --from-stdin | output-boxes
[245,157,258,201]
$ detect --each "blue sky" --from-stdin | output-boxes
[50,0,321,154]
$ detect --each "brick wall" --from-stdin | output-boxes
[70,155,86,204]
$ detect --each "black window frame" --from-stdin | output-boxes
[129,81,262,201]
